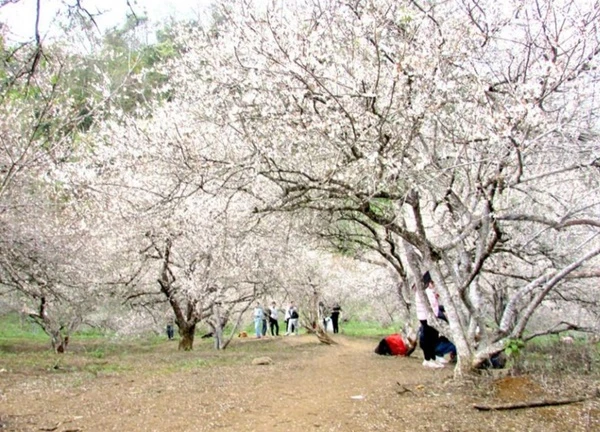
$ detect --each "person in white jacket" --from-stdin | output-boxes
[286,302,299,336]
[415,272,445,368]
[284,304,292,334]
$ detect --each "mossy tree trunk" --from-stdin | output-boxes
[178,322,196,351]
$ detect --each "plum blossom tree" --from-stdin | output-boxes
[0,128,133,352]
[156,0,600,376]
[0,30,128,351]
[133,221,282,351]
[1,209,100,353]
[273,240,404,330]
[83,101,297,350]
[1,3,208,351]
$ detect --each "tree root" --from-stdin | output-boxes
[315,328,337,345]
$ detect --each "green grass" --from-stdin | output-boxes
[0,314,279,376]
[75,325,113,340]
[237,320,400,339]
[339,320,401,338]
[0,313,398,379]
[3,310,595,383]
[0,313,49,342]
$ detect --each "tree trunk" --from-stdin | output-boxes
[52,333,69,354]
[315,327,337,345]
[27,308,73,354]
[453,354,476,380]
[211,302,225,350]
[213,326,224,350]
[178,323,196,351]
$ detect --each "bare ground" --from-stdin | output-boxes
[0,335,598,431]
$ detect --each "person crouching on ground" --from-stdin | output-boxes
[374,333,417,356]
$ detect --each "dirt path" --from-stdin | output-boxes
[1,335,598,431]
[221,335,449,431]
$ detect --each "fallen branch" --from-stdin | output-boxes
[473,397,587,411]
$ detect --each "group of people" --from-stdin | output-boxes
[165,272,499,371]
[165,270,456,371]
[415,271,456,368]
[319,301,343,334]
[253,301,300,338]
[374,271,457,369]
[166,299,340,341]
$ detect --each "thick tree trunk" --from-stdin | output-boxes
[211,303,225,350]
[453,354,478,379]
[178,324,196,351]
[211,323,224,350]
[27,310,73,354]
[52,333,69,354]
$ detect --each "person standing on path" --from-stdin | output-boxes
[284,303,292,335]
[262,305,270,337]
[269,301,280,336]
[288,302,299,336]
[166,318,175,340]
[318,301,330,331]
[330,303,342,334]
[415,272,444,368]
[254,302,264,338]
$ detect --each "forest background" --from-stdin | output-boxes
[0,0,599,379]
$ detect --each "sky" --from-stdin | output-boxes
[0,0,215,42]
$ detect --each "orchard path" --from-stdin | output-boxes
[1,335,598,431]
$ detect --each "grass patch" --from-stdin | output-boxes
[174,357,211,370]
[75,325,113,340]
[514,335,600,377]
[0,313,49,343]
[339,320,401,338]
[0,313,394,379]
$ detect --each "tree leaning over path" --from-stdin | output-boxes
[158,0,600,376]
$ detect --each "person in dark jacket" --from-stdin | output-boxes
[330,303,342,334]
[166,320,175,340]
[269,301,280,336]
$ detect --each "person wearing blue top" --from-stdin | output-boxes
[253,302,264,338]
